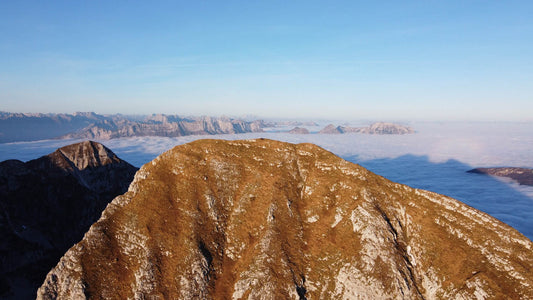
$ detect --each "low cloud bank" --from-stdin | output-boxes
[1,121,532,239]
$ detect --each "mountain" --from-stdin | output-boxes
[0,112,105,143]
[468,167,533,186]
[61,114,265,140]
[349,122,415,134]
[288,127,310,134]
[0,112,265,143]
[37,139,532,299]
[0,141,138,299]
[318,124,343,134]
[319,122,414,135]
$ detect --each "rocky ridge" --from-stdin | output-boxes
[288,127,310,134]
[268,121,319,127]
[0,112,266,143]
[318,124,343,134]
[61,114,265,140]
[468,167,533,186]
[0,141,138,299]
[38,139,532,299]
[319,122,414,135]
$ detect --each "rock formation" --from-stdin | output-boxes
[37,139,532,299]
[61,115,265,140]
[288,127,310,134]
[342,122,414,134]
[0,112,266,143]
[318,124,343,134]
[468,167,533,186]
[0,141,137,299]
[318,122,414,135]
[353,122,414,134]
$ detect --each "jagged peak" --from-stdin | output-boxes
[319,123,343,134]
[54,140,121,170]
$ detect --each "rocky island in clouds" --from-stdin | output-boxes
[468,167,533,186]
[319,122,415,135]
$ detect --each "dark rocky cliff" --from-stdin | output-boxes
[0,141,138,299]
[468,167,533,186]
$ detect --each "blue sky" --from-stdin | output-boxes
[1,1,532,121]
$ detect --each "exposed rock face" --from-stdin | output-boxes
[0,112,266,143]
[318,124,343,134]
[288,127,310,134]
[356,122,414,134]
[468,167,533,186]
[318,122,414,135]
[61,114,265,140]
[0,141,137,299]
[342,122,415,134]
[38,139,532,299]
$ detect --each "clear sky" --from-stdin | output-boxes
[0,1,532,121]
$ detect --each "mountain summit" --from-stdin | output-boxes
[38,139,532,299]
[53,140,124,169]
[0,141,138,299]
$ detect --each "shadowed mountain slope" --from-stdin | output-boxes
[0,141,138,299]
[38,139,532,299]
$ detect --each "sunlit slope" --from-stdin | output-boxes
[38,139,533,299]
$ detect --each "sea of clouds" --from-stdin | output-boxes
[1,121,532,239]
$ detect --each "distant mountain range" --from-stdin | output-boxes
[318,122,414,135]
[61,114,266,140]
[0,112,415,143]
[0,112,265,143]
[0,112,106,143]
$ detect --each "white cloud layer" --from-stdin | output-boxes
[1,121,532,239]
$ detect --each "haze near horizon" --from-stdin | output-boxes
[1,1,532,121]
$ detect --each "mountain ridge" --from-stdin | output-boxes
[61,115,265,140]
[319,122,414,135]
[37,139,533,299]
[0,141,138,299]
[0,112,266,143]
